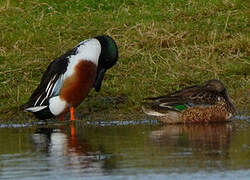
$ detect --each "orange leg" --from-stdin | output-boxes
[70,106,75,121]
[59,114,64,121]
[70,124,76,137]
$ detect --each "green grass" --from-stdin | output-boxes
[0,0,249,122]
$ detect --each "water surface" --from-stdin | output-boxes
[0,119,249,179]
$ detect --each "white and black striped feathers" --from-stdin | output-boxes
[22,35,118,120]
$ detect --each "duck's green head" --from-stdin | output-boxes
[94,35,118,92]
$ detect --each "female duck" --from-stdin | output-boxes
[143,79,236,124]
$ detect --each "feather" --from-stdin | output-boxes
[22,51,70,109]
[24,106,47,112]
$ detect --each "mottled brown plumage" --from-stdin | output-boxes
[143,79,236,124]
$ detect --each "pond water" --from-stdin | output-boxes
[0,118,249,180]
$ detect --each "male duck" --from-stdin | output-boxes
[23,35,118,121]
[143,79,236,124]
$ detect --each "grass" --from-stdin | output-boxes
[0,0,249,122]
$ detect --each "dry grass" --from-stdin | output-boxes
[0,0,249,122]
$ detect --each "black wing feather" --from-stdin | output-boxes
[22,48,77,109]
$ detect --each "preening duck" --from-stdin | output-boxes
[23,35,118,121]
[143,79,236,124]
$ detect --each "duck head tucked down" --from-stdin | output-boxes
[143,79,236,124]
[23,35,118,121]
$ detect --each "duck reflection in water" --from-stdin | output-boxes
[149,123,232,156]
[31,125,104,172]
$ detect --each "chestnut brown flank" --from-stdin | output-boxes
[60,60,97,107]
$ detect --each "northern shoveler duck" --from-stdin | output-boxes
[143,79,236,124]
[23,35,118,121]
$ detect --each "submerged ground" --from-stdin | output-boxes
[0,0,249,122]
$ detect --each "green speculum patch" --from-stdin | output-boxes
[175,104,188,111]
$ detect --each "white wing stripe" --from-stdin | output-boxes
[34,93,43,106]
[159,103,172,108]
[45,79,53,92]
[45,75,56,92]
[37,85,53,106]
[41,75,63,106]
[39,95,47,106]
[46,82,54,99]
[25,106,47,112]
[50,78,59,97]
[33,75,64,107]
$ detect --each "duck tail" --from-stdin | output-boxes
[24,105,54,120]
[24,106,47,112]
[20,101,31,110]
